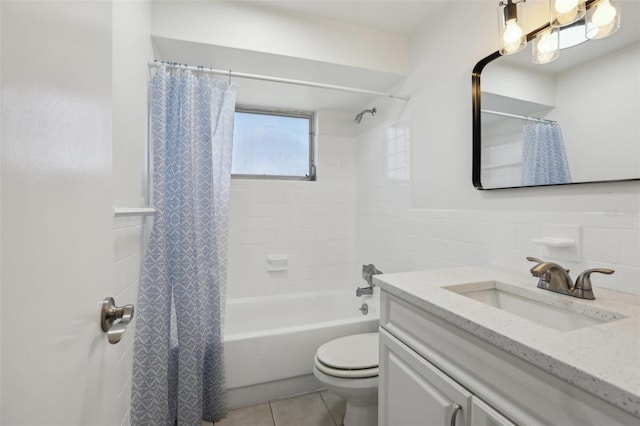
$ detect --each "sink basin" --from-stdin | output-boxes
[445,281,625,332]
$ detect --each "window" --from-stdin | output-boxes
[231,108,315,180]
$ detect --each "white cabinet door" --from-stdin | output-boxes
[379,329,471,426]
[470,397,516,426]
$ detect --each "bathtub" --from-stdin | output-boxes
[224,290,379,408]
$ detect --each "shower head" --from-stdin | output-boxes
[354,108,377,124]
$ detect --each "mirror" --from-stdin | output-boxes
[472,1,639,189]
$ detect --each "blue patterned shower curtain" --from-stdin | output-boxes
[131,66,237,426]
[521,120,572,186]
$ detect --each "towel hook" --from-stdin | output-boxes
[228,69,232,85]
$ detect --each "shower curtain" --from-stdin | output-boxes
[131,66,237,426]
[521,120,572,186]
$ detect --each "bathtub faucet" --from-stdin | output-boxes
[357,264,383,297]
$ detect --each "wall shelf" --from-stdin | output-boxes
[113,207,157,218]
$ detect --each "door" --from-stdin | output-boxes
[379,329,471,426]
[1,2,122,425]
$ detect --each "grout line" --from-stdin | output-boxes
[113,250,142,266]
[118,372,132,398]
[318,391,339,426]
[268,398,277,426]
[120,407,131,426]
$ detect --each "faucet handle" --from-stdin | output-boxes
[526,257,546,272]
[526,257,549,278]
[362,264,382,286]
[574,268,614,300]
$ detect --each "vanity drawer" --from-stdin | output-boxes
[379,290,639,425]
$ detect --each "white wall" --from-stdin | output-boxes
[151,1,408,75]
[355,1,639,296]
[227,111,358,299]
[112,2,153,425]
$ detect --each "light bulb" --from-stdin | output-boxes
[554,0,579,14]
[503,41,522,54]
[536,51,555,62]
[503,19,523,44]
[533,28,559,64]
[537,31,556,53]
[592,0,617,27]
[551,0,585,27]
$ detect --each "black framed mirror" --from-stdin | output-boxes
[472,1,639,190]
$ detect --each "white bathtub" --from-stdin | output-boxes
[224,290,379,407]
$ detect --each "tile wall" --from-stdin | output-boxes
[112,215,146,426]
[356,115,640,296]
[226,112,360,300]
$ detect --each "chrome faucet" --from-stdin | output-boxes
[356,264,383,297]
[526,257,614,300]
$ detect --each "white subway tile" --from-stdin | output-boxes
[516,224,543,255]
[616,266,640,295]
[113,225,143,262]
[618,229,640,267]
[583,227,620,263]
[490,222,517,249]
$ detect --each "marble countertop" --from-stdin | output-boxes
[373,266,640,418]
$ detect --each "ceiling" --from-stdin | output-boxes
[223,0,446,35]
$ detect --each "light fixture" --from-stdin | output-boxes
[586,0,620,39]
[550,0,586,27]
[498,0,527,55]
[533,27,560,64]
[497,0,621,64]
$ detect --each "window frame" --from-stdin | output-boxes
[231,106,316,181]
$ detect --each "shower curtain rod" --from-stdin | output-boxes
[481,109,556,124]
[148,61,410,101]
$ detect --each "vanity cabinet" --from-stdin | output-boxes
[378,290,639,426]
[380,328,515,426]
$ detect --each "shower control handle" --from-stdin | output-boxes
[100,297,134,344]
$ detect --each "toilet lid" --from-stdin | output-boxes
[316,332,379,370]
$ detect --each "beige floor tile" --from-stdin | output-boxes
[214,403,275,426]
[270,393,336,426]
[320,391,346,426]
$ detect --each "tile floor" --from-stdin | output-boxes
[203,391,346,426]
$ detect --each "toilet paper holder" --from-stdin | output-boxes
[100,297,134,344]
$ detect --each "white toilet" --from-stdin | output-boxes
[313,333,379,426]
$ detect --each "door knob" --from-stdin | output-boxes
[100,297,134,344]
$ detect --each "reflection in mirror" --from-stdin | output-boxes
[473,1,639,189]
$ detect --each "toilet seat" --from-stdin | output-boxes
[315,333,379,379]
[315,356,378,378]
